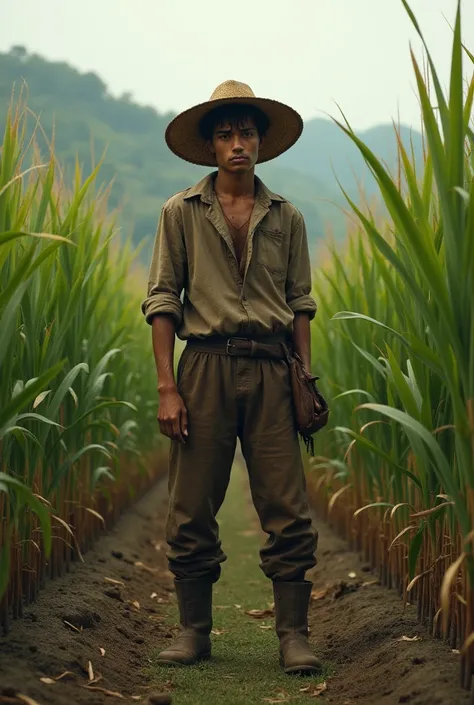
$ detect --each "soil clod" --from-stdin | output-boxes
[103,587,124,601]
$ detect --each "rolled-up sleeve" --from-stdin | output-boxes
[141,204,186,326]
[285,210,317,320]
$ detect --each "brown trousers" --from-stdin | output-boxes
[166,346,318,583]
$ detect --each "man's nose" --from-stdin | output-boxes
[231,136,244,152]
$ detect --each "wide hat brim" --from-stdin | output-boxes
[165,96,303,167]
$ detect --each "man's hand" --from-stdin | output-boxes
[158,387,189,444]
[151,316,188,443]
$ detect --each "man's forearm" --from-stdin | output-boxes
[151,315,177,392]
[292,313,311,370]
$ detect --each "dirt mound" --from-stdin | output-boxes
[0,481,173,704]
[307,525,469,704]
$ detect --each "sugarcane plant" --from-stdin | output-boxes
[309,0,474,690]
[0,98,163,632]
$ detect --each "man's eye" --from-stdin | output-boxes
[243,131,254,137]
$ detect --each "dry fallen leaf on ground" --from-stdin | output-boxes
[99,647,106,656]
[300,681,327,697]
[63,619,82,633]
[263,693,292,704]
[234,604,242,609]
[88,660,94,681]
[245,608,275,619]
[88,675,103,686]
[56,671,76,681]
[211,628,228,635]
[104,577,125,587]
[398,635,421,642]
[16,696,43,705]
[82,685,125,698]
[348,571,357,579]
[311,588,329,601]
[259,624,273,630]
[134,561,158,574]
[39,670,76,684]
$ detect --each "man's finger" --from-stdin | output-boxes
[157,408,168,437]
[172,413,185,444]
[159,418,172,440]
[181,407,189,439]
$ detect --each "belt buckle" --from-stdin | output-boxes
[226,337,249,356]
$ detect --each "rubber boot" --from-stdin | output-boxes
[156,578,212,666]
[273,581,323,675]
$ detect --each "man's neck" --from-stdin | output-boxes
[214,169,256,200]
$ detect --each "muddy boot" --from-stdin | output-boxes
[157,578,212,666]
[273,581,323,675]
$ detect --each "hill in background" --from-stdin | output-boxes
[0,46,423,262]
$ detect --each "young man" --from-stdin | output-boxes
[142,80,321,674]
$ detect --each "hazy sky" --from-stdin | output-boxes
[1,0,473,130]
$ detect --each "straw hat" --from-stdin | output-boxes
[165,80,303,166]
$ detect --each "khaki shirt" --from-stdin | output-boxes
[141,172,317,339]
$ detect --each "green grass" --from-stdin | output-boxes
[149,460,327,705]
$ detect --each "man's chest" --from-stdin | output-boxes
[183,211,291,290]
[217,198,254,265]
[182,201,292,286]
[218,198,254,230]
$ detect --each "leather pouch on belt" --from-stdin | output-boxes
[284,348,329,454]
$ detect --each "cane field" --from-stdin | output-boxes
[0,100,167,629]
[308,0,474,691]
[0,1,473,704]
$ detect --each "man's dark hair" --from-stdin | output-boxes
[199,103,270,141]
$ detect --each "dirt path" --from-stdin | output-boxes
[0,462,469,705]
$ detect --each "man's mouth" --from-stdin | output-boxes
[230,156,248,162]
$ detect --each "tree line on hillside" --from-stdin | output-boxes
[0,47,423,260]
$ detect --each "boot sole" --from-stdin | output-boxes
[283,664,322,675]
[280,656,323,675]
[157,651,212,667]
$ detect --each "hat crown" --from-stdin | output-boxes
[209,80,256,101]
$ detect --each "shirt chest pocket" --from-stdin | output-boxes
[256,228,287,281]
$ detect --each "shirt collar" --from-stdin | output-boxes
[183,172,286,206]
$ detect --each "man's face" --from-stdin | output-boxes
[210,116,261,173]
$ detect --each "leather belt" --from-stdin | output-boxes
[186,335,290,360]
